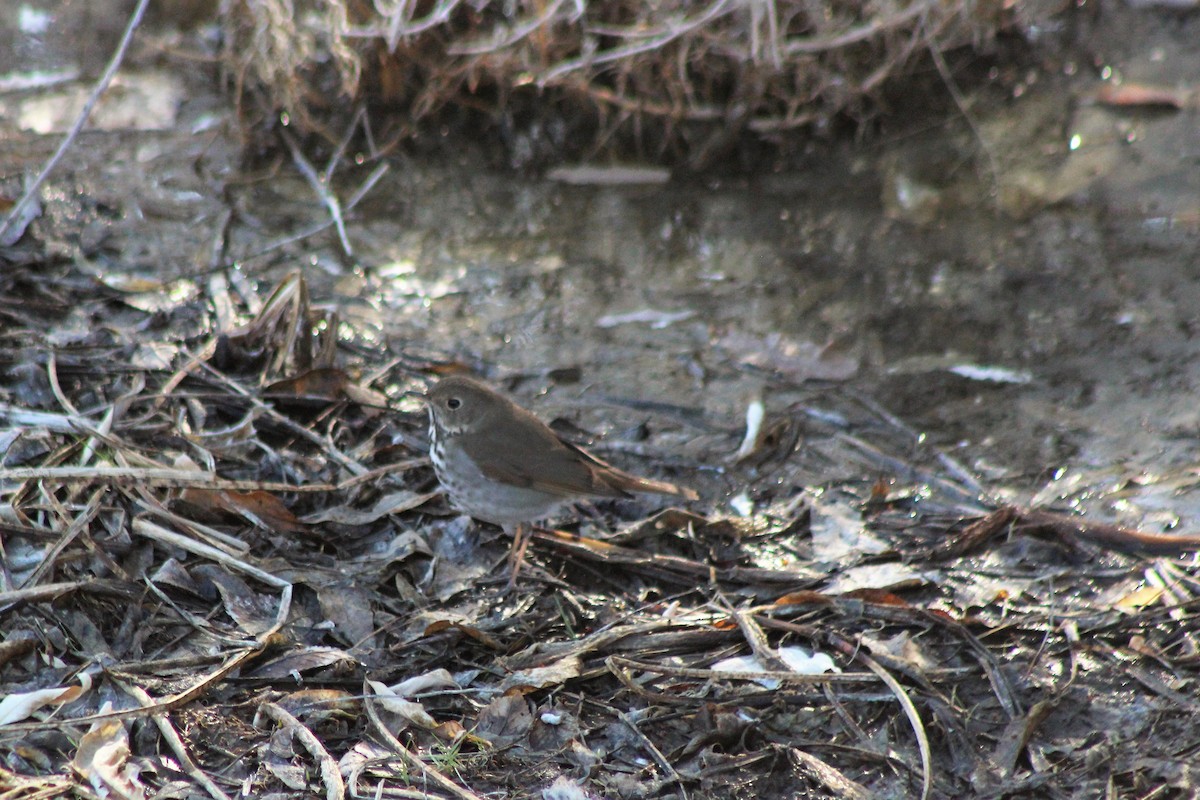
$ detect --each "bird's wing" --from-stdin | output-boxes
[461,408,631,499]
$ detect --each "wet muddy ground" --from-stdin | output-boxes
[5,2,1200,799]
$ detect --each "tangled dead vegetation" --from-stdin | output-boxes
[219,0,1047,161]
[4,265,1200,799]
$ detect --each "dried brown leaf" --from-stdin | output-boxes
[71,711,145,800]
[475,693,533,748]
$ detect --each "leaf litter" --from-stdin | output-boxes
[2,265,1200,800]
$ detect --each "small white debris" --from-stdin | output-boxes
[729,492,754,517]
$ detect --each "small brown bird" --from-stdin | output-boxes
[426,375,698,583]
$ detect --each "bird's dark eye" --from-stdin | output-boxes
[446,397,462,410]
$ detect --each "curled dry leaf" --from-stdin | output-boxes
[389,668,459,696]
[179,488,307,534]
[0,670,92,726]
[248,648,361,679]
[71,706,145,800]
[500,655,582,692]
[367,679,438,728]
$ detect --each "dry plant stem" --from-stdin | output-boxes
[926,29,999,187]
[142,577,259,649]
[344,162,389,208]
[280,129,353,256]
[119,681,234,800]
[323,106,365,184]
[507,522,532,587]
[834,431,986,512]
[333,457,429,492]
[137,501,252,554]
[852,649,933,800]
[239,159,387,263]
[47,352,82,418]
[195,359,369,477]
[503,619,678,670]
[0,402,91,433]
[847,389,989,501]
[0,465,336,493]
[715,596,792,672]
[615,708,689,800]
[0,578,135,609]
[363,691,487,800]
[448,0,575,55]
[341,0,465,47]
[948,505,1200,558]
[0,0,151,242]
[256,703,346,800]
[131,519,292,594]
[18,486,104,590]
[539,0,735,85]
[0,644,266,733]
[784,0,930,54]
[759,607,1020,719]
[0,772,73,798]
[787,748,874,800]
[536,527,820,586]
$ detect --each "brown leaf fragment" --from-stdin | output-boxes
[264,367,356,403]
[193,564,280,635]
[0,630,40,669]
[1094,83,1195,110]
[992,698,1056,779]
[610,507,710,543]
[773,590,833,607]
[0,672,92,725]
[500,655,582,692]
[249,648,361,680]
[839,588,912,606]
[317,581,379,653]
[475,693,534,748]
[178,488,306,534]
[71,713,145,800]
[422,619,504,650]
[273,688,360,722]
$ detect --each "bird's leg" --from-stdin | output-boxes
[507,522,532,587]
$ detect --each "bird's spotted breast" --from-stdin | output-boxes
[429,425,567,527]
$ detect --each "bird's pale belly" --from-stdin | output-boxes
[430,435,567,527]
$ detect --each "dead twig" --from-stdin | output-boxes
[256,702,346,800]
[0,0,151,243]
[943,506,1200,559]
[363,687,488,800]
[0,465,336,493]
[0,645,267,733]
[119,680,234,800]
